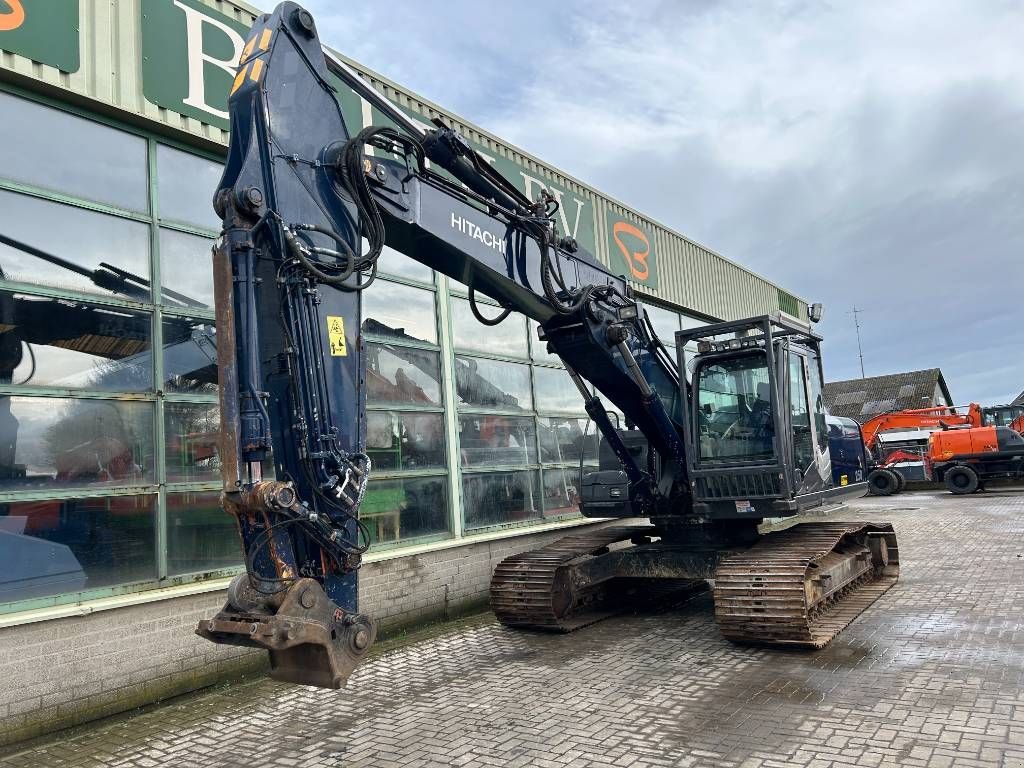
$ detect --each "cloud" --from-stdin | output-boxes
[302,0,1024,404]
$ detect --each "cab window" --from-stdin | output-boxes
[695,353,774,462]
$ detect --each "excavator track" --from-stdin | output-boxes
[713,521,899,648]
[490,525,704,632]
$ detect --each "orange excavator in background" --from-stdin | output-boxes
[926,424,1024,494]
[863,403,1024,495]
[862,404,984,494]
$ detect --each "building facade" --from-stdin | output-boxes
[0,0,807,744]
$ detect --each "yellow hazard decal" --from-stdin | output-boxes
[327,316,347,356]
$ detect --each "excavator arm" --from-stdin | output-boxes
[196,2,684,687]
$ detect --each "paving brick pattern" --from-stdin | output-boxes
[0,521,609,745]
[3,492,1023,768]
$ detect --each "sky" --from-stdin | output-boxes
[302,0,1024,406]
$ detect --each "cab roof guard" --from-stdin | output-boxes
[675,313,822,349]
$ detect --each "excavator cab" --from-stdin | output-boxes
[680,314,868,519]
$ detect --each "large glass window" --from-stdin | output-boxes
[462,470,542,531]
[156,144,222,230]
[0,290,153,391]
[539,417,598,466]
[696,353,774,461]
[0,91,148,212]
[0,494,156,605]
[534,367,585,413]
[167,490,239,577]
[0,396,154,490]
[455,356,532,410]
[165,402,220,483]
[362,476,449,546]
[162,316,217,394]
[366,342,442,406]
[362,280,437,344]
[0,96,233,614]
[451,296,528,358]
[158,228,215,308]
[0,190,151,299]
[366,411,445,471]
[459,414,536,466]
[375,244,432,283]
[644,303,681,349]
[361,265,449,546]
[0,90,741,612]
[542,467,583,517]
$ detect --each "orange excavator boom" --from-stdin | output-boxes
[859,403,983,452]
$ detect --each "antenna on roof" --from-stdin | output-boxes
[850,306,866,379]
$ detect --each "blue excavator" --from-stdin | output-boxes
[195,3,899,688]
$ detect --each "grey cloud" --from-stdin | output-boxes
[299,0,1024,405]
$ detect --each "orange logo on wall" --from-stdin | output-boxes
[0,0,25,32]
[612,220,651,281]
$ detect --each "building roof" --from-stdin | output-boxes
[823,369,954,423]
[1012,390,1024,407]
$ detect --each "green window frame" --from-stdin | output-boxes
[0,84,226,613]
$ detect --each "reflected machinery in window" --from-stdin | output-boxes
[360,266,452,547]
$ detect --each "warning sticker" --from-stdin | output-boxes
[734,499,756,514]
[327,316,347,356]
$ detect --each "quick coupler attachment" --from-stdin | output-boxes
[197,574,376,688]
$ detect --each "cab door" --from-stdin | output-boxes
[787,348,830,494]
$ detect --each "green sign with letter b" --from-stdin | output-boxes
[142,0,250,130]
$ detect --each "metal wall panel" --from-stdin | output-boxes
[0,0,806,321]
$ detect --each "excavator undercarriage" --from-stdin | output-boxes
[492,521,899,647]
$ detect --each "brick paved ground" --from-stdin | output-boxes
[3,491,1023,768]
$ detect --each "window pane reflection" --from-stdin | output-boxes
[366,342,441,406]
[157,145,222,230]
[459,414,536,466]
[538,417,598,466]
[167,490,240,576]
[362,476,450,545]
[0,190,151,300]
[534,367,585,413]
[361,280,436,344]
[0,91,148,212]
[644,303,680,349]
[159,228,214,308]
[0,290,153,391]
[462,470,542,531]
[0,397,154,490]
[0,494,156,604]
[531,327,561,364]
[455,356,531,411]
[451,297,527,358]
[165,402,220,483]
[376,244,432,283]
[163,316,217,394]
[366,411,445,471]
[542,468,582,517]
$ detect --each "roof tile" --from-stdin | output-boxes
[823,368,952,423]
